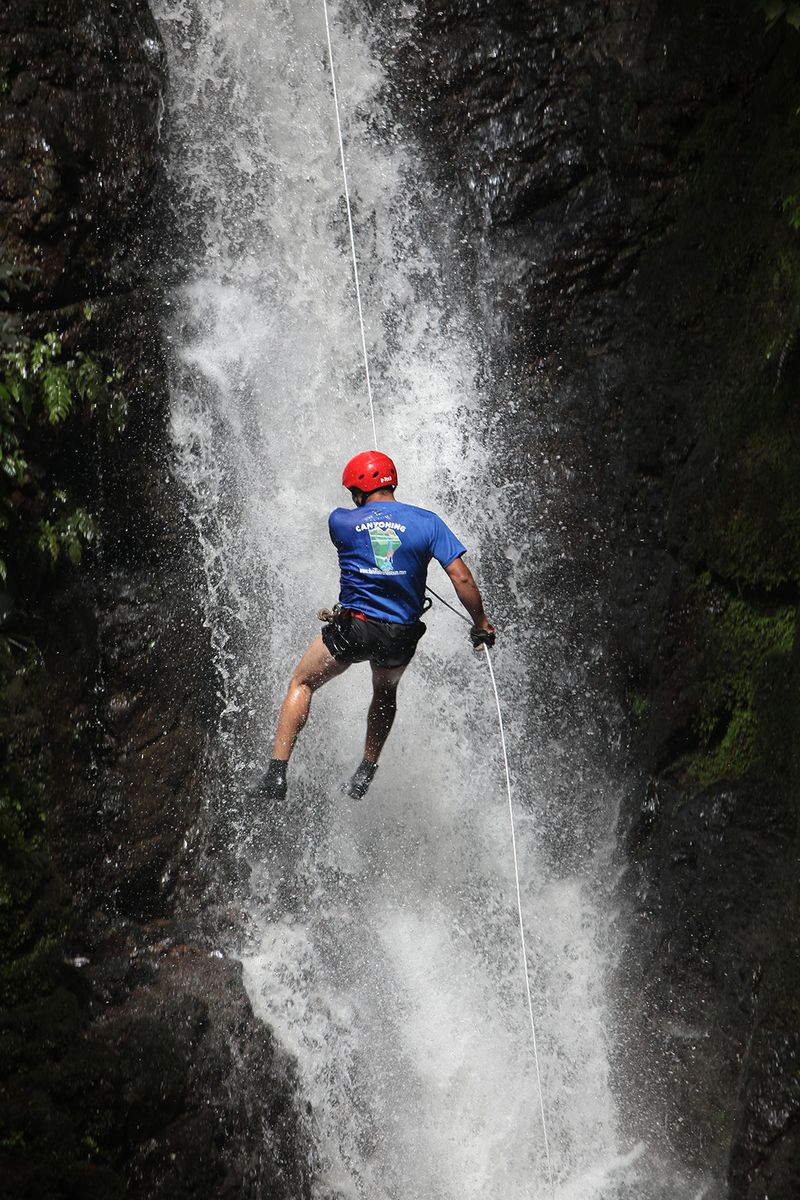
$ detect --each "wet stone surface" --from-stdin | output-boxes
[0,0,165,310]
[383,0,800,1193]
[3,0,800,1195]
[0,2,311,1196]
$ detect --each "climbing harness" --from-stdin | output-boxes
[320,3,554,1191]
[319,597,431,624]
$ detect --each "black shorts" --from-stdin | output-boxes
[321,609,426,669]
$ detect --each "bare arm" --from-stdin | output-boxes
[444,556,495,636]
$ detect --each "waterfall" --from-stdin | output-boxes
[152,1,718,1196]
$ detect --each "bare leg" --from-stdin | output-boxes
[272,635,349,761]
[363,662,407,764]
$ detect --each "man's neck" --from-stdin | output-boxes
[364,490,396,504]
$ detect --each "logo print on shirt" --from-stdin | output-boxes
[368,526,402,572]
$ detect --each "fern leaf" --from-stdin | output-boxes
[43,368,73,424]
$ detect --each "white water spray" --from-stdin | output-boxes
[153,1,718,1196]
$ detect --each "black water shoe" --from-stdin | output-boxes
[259,758,288,805]
[345,759,378,800]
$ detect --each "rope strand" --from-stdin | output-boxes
[322,0,378,450]
[481,645,554,1192]
[425,583,471,623]
[321,2,553,1187]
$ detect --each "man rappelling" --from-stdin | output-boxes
[259,450,496,804]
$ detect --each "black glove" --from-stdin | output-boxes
[470,626,496,649]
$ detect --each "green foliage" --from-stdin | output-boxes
[0,324,125,586]
[783,194,800,230]
[37,507,99,567]
[761,1,800,30]
[0,785,44,854]
[687,575,797,786]
[0,336,131,1195]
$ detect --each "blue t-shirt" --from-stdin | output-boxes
[328,500,467,623]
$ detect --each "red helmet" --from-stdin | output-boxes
[341,451,398,493]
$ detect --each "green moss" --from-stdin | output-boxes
[679,203,800,786]
[691,707,758,787]
[722,512,787,589]
[686,579,797,786]
[82,1133,100,1157]
[763,250,800,360]
[762,2,800,34]
[0,1129,26,1151]
[0,788,44,852]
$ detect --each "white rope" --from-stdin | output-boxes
[322,0,378,450]
[481,645,554,1192]
[320,2,554,1188]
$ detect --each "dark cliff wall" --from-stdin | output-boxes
[0,3,309,1197]
[386,0,800,1193]
[4,0,798,1194]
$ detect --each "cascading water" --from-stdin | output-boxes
[153,2,718,1196]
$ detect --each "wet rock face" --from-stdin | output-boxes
[0,3,310,1196]
[0,0,164,309]
[42,568,211,922]
[388,0,800,1193]
[3,0,797,1193]
[0,0,202,925]
[83,941,311,1200]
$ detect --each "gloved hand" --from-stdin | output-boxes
[470,625,496,649]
